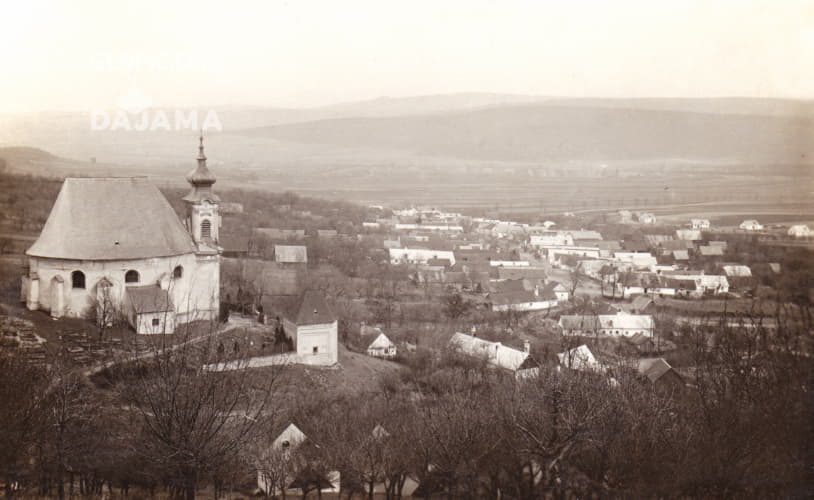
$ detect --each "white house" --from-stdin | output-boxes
[367,333,397,359]
[280,290,338,366]
[21,137,221,334]
[449,333,538,377]
[675,229,703,241]
[788,224,813,238]
[614,252,658,271]
[637,212,657,225]
[691,219,711,229]
[388,248,456,266]
[559,312,654,338]
[722,265,752,278]
[558,344,603,372]
[739,220,763,231]
[256,423,341,497]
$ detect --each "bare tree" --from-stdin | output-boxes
[117,324,284,500]
[0,354,48,497]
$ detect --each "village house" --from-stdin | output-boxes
[722,264,752,278]
[558,344,603,372]
[739,219,764,231]
[788,224,813,238]
[488,283,561,312]
[449,333,539,378]
[367,332,397,358]
[256,423,341,497]
[675,229,703,241]
[254,228,306,240]
[637,212,657,225]
[698,245,725,257]
[530,231,574,247]
[274,244,307,267]
[388,248,456,266]
[21,137,221,334]
[559,312,654,338]
[614,251,658,271]
[637,358,684,391]
[691,219,711,229]
[263,290,338,366]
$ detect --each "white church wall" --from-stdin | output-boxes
[27,253,217,323]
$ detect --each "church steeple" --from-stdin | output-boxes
[183,134,220,248]
[183,132,219,203]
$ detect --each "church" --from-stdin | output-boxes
[21,137,222,334]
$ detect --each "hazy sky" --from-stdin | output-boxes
[0,0,812,112]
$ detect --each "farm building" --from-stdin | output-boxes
[691,219,711,229]
[558,344,603,372]
[559,312,654,338]
[788,224,813,238]
[449,332,539,377]
[740,220,763,231]
[367,332,397,358]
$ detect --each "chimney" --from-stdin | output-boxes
[524,340,531,353]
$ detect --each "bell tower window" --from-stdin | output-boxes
[173,266,183,279]
[125,270,140,284]
[201,219,211,240]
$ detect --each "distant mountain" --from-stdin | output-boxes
[316,92,550,117]
[234,103,813,163]
[0,146,59,163]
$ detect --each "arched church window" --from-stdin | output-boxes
[125,270,140,284]
[173,265,183,279]
[201,219,212,240]
[71,271,85,289]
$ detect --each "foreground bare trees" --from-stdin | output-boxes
[0,312,811,499]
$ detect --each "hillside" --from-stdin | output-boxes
[234,104,813,163]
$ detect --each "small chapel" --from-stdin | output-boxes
[21,136,222,334]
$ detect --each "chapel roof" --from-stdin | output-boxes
[27,177,196,260]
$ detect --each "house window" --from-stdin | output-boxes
[312,346,318,354]
[71,271,85,289]
[201,219,211,239]
[152,318,160,327]
[173,265,183,279]
[125,270,140,283]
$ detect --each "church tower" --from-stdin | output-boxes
[183,133,220,251]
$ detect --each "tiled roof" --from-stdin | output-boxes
[28,178,196,260]
[292,290,336,325]
[637,358,677,383]
[126,285,174,314]
[275,244,308,263]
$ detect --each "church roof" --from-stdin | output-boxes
[27,177,196,260]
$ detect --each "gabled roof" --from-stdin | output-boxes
[489,290,537,305]
[557,344,601,372]
[559,315,601,331]
[449,332,530,371]
[497,267,547,280]
[291,290,336,325]
[27,178,196,260]
[274,244,308,263]
[368,333,395,350]
[126,285,174,314]
[637,358,678,383]
[599,312,654,330]
[698,245,724,256]
[631,295,654,312]
[672,250,690,260]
